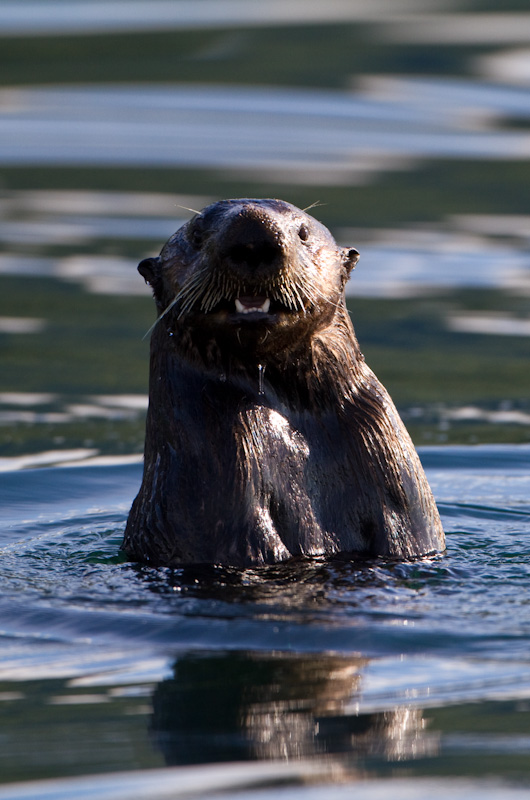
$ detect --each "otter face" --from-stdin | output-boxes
[139,199,359,353]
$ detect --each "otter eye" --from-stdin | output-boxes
[188,216,206,249]
[189,227,203,249]
[298,223,309,241]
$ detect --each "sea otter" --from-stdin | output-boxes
[123,199,444,567]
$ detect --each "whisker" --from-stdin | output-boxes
[287,280,307,314]
[303,278,344,312]
[142,295,179,339]
[200,284,223,313]
[302,201,325,213]
[178,282,208,318]
[175,204,201,215]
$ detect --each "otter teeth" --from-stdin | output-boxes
[235,298,271,314]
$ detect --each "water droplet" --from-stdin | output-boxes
[219,373,227,383]
[258,363,266,395]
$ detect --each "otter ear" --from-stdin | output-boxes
[342,247,360,276]
[138,256,161,285]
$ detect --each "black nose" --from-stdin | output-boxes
[220,213,283,272]
[226,240,281,269]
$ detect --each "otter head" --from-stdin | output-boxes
[139,199,359,360]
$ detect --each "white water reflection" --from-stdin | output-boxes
[0,0,448,37]
[0,316,45,333]
[356,655,530,712]
[0,772,526,800]
[0,448,99,471]
[342,231,530,297]
[479,48,530,86]
[0,79,529,175]
[356,75,530,123]
[381,13,530,45]
[441,407,530,425]
[0,394,149,457]
[0,217,180,245]
[448,314,530,337]
[2,189,209,217]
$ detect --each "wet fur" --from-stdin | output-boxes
[123,199,444,566]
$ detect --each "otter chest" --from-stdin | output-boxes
[235,406,310,487]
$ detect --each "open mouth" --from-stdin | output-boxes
[184,293,300,320]
[234,296,271,314]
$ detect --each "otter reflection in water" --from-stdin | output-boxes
[123,199,444,567]
[150,651,438,766]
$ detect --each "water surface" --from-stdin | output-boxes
[1,446,530,797]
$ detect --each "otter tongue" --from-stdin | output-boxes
[235,297,271,314]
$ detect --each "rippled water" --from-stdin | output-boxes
[1,446,530,798]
